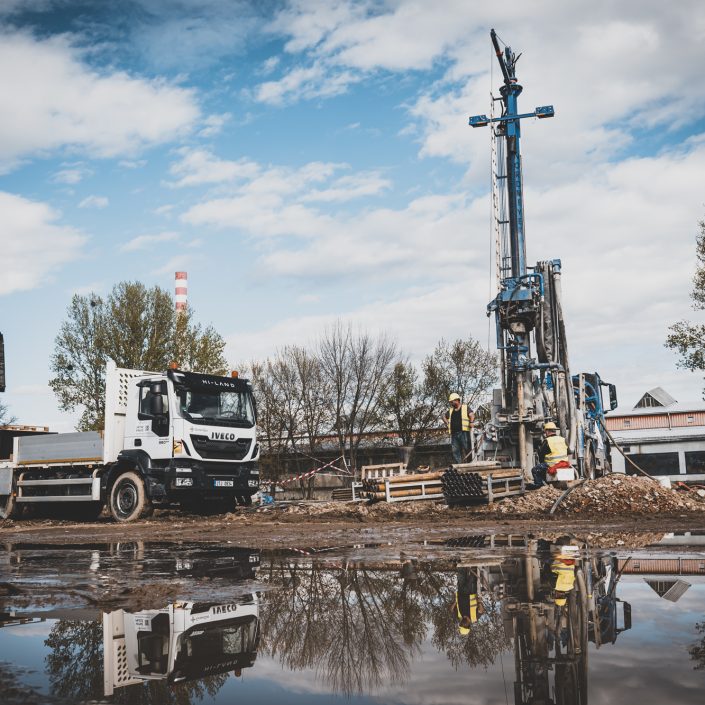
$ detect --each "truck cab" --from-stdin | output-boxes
[106,363,261,520]
[103,597,260,695]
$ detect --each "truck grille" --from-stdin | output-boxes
[190,435,252,460]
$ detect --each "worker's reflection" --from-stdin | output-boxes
[454,567,483,635]
[551,545,578,608]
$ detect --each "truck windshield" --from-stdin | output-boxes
[172,617,259,681]
[176,388,255,428]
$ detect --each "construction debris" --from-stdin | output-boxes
[495,475,705,516]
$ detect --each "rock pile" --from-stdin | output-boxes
[495,475,705,516]
[494,485,562,515]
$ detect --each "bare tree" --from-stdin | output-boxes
[0,399,17,426]
[248,360,287,489]
[319,322,398,472]
[380,360,442,453]
[423,337,498,411]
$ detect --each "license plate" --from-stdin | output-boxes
[248,479,259,487]
[213,479,234,488]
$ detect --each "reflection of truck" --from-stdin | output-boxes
[103,597,260,696]
[0,361,260,522]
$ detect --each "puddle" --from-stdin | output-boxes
[1,535,704,703]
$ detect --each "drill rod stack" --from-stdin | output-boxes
[357,466,525,504]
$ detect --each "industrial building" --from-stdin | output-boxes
[605,388,705,482]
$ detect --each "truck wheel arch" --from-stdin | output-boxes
[104,452,151,496]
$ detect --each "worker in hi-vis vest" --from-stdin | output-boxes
[529,421,570,488]
[454,568,480,635]
[445,393,475,464]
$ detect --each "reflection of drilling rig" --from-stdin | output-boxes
[469,30,617,481]
[491,543,631,705]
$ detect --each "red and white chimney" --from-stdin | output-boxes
[175,271,188,314]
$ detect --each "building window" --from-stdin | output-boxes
[622,446,631,453]
[625,452,680,476]
[685,450,705,474]
[687,415,694,424]
[623,419,631,427]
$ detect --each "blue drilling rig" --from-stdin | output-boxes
[469,29,617,481]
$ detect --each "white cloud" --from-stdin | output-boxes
[260,55,281,74]
[0,30,200,172]
[120,231,179,252]
[198,112,232,137]
[78,194,109,209]
[0,191,86,295]
[52,164,92,184]
[302,170,391,202]
[254,61,360,105]
[119,159,147,169]
[154,204,174,216]
[168,147,260,188]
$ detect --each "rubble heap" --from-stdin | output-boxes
[495,475,705,516]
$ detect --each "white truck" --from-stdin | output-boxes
[103,596,260,695]
[0,361,260,522]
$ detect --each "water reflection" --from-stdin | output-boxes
[258,538,632,702]
[1,536,704,704]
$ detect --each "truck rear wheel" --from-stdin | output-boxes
[109,471,153,522]
[0,488,22,521]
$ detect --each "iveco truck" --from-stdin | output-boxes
[0,360,260,522]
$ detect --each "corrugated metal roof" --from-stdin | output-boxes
[635,387,678,408]
[644,578,692,601]
[609,401,705,417]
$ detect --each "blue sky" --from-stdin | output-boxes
[1,0,705,431]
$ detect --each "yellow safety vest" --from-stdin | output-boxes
[447,404,473,433]
[551,559,576,593]
[455,592,478,623]
[545,435,568,464]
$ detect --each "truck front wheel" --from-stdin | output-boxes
[109,471,153,522]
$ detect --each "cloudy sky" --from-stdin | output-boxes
[1,0,704,430]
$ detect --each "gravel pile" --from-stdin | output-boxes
[494,485,562,515]
[493,475,705,516]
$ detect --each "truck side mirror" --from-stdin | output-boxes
[150,389,165,416]
[609,384,618,411]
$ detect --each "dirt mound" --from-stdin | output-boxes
[494,485,562,515]
[494,475,705,517]
[259,498,445,521]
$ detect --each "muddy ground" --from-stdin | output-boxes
[2,504,705,550]
[3,475,705,549]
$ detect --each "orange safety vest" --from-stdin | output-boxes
[544,435,568,464]
[447,404,473,433]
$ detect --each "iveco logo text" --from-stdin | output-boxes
[210,431,237,441]
[211,604,240,614]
